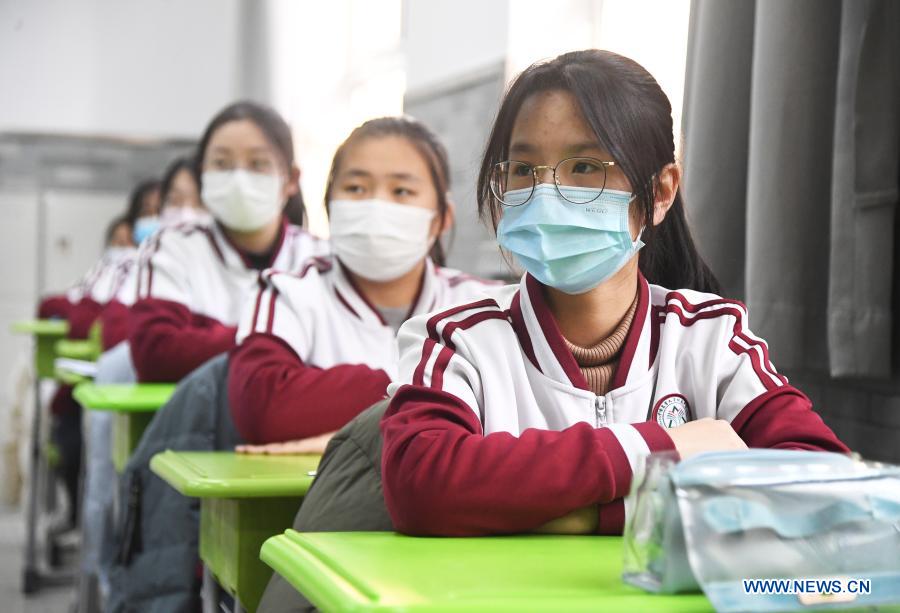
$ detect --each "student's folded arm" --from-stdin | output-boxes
[37,294,73,320]
[129,231,236,382]
[228,333,390,444]
[380,318,674,537]
[129,298,236,382]
[712,310,849,453]
[730,387,848,452]
[68,297,104,339]
[228,271,391,444]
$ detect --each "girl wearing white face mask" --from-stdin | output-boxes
[129,102,328,383]
[228,116,498,448]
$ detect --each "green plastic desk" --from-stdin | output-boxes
[261,531,714,612]
[151,451,320,612]
[55,338,100,362]
[54,365,92,386]
[10,319,69,378]
[73,383,176,472]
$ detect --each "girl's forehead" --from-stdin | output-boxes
[339,135,432,179]
[208,120,275,153]
[509,90,598,154]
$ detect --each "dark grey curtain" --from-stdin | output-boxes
[683,0,900,378]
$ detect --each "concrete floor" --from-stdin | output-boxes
[0,505,75,613]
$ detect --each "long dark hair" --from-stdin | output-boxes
[124,179,161,227]
[195,101,305,226]
[477,50,720,294]
[159,156,199,210]
[323,116,452,267]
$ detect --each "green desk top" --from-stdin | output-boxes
[73,383,176,412]
[55,338,98,360]
[11,319,69,336]
[150,451,320,498]
[55,367,92,386]
[261,531,713,612]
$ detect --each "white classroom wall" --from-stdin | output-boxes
[0,0,242,139]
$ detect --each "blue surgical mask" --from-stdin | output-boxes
[497,184,644,294]
[133,216,160,244]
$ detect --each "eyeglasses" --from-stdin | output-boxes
[490,157,616,206]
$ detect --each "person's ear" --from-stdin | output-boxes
[440,196,456,234]
[284,164,301,199]
[652,163,681,226]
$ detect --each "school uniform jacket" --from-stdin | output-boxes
[130,218,327,382]
[228,257,498,444]
[99,250,140,350]
[38,247,138,339]
[381,273,849,536]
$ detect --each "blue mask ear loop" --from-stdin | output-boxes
[625,193,644,249]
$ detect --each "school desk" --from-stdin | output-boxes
[150,450,320,612]
[53,358,97,385]
[11,319,73,592]
[260,531,715,612]
[55,337,100,362]
[73,382,176,472]
[11,319,69,378]
[53,320,102,383]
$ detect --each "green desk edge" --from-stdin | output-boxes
[12,319,70,378]
[55,367,92,386]
[260,531,714,613]
[150,451,320,498]
[73,383,176,412]
[55,338,100,361]
[10,319,69,336]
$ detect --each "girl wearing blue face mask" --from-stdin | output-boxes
[125,179,162,245]
[381,50,848,537]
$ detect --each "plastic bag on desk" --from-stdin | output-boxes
[622,449,900,611]
[622,450,697,593]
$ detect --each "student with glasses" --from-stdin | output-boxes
[380,50,848,537]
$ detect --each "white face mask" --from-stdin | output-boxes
[160,205,212,228]
[329,199,437,282]
[105,246,134,262]
[201,170,283,232]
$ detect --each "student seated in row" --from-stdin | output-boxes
[82,156,210,599]
[99,155,209,353]
[381,49,849,536]
[107,101,331,612]
[229,116,498,448]
[109,114,493,612]
[35,182,156,530]
[128,101,328,383]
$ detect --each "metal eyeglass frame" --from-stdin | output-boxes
[491,157,616,206]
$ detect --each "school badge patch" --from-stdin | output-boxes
[652,394,692,428]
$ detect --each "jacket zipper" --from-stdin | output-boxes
[595,395,607,427]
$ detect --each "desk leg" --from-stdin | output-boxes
[202,565,220,613]
[22,377,43,593]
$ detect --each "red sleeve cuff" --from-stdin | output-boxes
[632,421,677,453]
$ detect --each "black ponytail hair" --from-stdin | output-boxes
[195,101,305,226]
[323,116,452,266]
[477,50,720,294]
